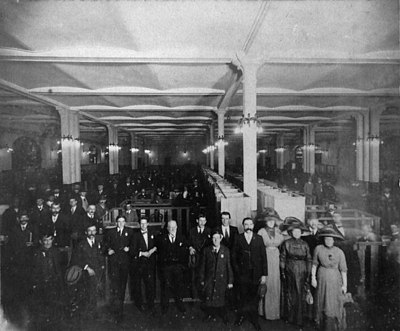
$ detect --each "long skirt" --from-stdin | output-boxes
[259,247,280,320]
[316,267,345,331]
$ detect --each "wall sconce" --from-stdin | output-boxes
[274,146,287,152]
[202,145,216,154]
[367,134,381,145]
[235,113,263,134]
[145,149,151,155]
[258,149,267,153]
[109,143,121,151]
[302,143,316,150]
[130,147,139,153]
[214,135,228,147]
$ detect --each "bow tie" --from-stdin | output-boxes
[141,231,147,235]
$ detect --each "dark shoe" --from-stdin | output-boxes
[234,316,245,326]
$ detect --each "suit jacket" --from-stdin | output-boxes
[188,226,212,252]
[132,229,157,267]
[71,237,105,275]
[7,223,37,267]
[67,206,85,237]
[41,213,71,248]
[104,226,133,266]
[199,244,233,306]
[156,232,188,268]
[215,225,239,250]
[29,205,50,228]
[232,232,268,284]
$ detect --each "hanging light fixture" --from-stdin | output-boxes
[235,113,263,134]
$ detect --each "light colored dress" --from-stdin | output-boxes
[313,244,348,330]
[257,227,284,320]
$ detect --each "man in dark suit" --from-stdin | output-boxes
[4,211,36,326]
[41,202,71,270]
[131,217,157,314]
[29,197,50,229]
[188,213,211,299]
[232,217,268,331]
[156,220,188,314]
[67,196,85,246]
[216,211,239,250]
[71,221,105,319]
[104,215,133,323]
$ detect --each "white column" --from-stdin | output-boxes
[130,133,138,170]
[309,127,315,174]
[302,128,309,173]
[217,110,226,177]
[209,123,215,170]
[355,114,364,181]
[57,107,81,185]
[276,134,285,169]
[242,61,258,212]
[362,113,370,182]
[107,125,119,175]
[369,109,382,183]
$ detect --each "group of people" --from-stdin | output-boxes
[0,169,366,331]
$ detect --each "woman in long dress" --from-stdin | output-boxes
[280,218,312,329]
[311,227,347,331]
[257,214,284,320]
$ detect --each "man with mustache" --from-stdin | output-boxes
[232,217,268,331]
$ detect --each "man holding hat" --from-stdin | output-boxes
[71,221,105,319]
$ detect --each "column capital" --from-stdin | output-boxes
[232,51,262,73]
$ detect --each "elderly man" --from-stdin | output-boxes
[104,215,133,323]
[232,217,268,331]
[131,217,157,314]
[156,220,188,314]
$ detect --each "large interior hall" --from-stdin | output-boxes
[0,1,400,331]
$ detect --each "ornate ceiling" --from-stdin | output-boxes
[0,0,399,147]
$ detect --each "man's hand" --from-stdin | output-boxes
[87,267,96,276]
[123,246,130,252]
[140,251,150,258]
[108,249,115,256]
[260,276,267,284]
[189,247,196,255]
[228,284,233,289]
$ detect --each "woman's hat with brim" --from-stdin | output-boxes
[279,216,309,233]
[317,226,345,240]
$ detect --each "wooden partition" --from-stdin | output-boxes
[102,205,193,236]
[202,167,251,231]
[306,206,381,240]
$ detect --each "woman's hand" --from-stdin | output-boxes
[341,285,347,294]
[311,277,317,288]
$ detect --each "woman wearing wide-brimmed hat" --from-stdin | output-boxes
[311,226,347,331]
[279,217,312,329]
[257,213,284,320]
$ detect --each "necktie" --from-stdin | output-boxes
[119,229,123,236]
[171,235,175,243]
[224,227,229,239]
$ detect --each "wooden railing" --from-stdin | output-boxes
[102,205,195,236]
